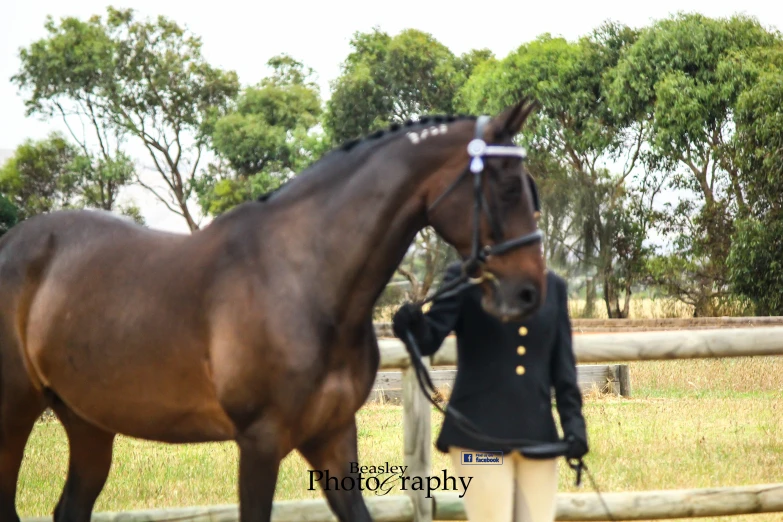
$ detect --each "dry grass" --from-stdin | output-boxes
[377,295,747,321]
[15,356,783,522]
[567,296,697,319]
[568,294,758,319]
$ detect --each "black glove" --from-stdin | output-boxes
[392,303,427,344]
[565,433,589,460]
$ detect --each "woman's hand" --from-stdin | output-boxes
[565,433,589,460]
[392,303,427,341]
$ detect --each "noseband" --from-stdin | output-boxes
[427,115,544,289]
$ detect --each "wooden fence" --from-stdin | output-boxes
[21,325,783,522]
[369,363,631,402]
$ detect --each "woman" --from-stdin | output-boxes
[392,261,588,522]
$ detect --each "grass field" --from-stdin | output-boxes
[15,355,783,521]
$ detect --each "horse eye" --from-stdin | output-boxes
[501,177,522,200]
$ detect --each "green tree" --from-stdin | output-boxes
[195,54,324,216]
[726,45,783,218]
[0,133,145,227]
[0,195,18,238]
[67,152,136,212]
[324,27,482,145]
[13,7,240,231]
[0,133,82,220]
[607,13,781,315]
[726,45,783,315]
[324,28,491,300]
[727,218,783,316]
[459,23,653,317]
[11,11,134,215]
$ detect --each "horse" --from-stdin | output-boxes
[0,96,546,522]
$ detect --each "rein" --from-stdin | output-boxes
[398,116,616,521]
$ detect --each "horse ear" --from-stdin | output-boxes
[486,96,540,142]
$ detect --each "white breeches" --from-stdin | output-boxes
[448,447,558,522]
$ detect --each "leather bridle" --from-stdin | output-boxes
[422,114,544,305]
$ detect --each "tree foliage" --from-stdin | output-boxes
[607,13,782,315]
[324,27,491,144]
[731,45,783,218]
[195,55,324,216]
[13,6,240,231]
[725,44,783,314]
[10,12,135,214]
[458,24,653,317]
[0,195,19,238]
[728,217,783,315]
[323,27,492,300]
[0,133,145,226]
[0,133,83,220]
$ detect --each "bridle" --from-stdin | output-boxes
[421,114,544,306]
[398,115,615,520]
[427,115,543,288]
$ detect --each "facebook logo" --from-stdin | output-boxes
[461,451,503,465]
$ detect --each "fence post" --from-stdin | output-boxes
[402,356,433,522]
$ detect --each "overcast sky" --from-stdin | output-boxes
[2,0,782,233]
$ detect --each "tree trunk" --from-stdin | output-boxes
[182,203,199,231]
[582,218,597,318]
[584,278,596,318]
[622,279,632,318]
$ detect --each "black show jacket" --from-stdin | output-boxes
[414,262,587,455]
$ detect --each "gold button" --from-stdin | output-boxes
[517,346,526,355]
[516,365,525,375]
[518,326,528,336]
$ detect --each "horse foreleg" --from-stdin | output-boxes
[50,398,115,522]
[299,418,373,522]
[236,419,287,522]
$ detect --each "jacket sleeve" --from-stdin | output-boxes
[550,276,587,443]
[415,263,464,357]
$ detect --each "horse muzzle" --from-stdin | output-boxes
[478,272,543,322]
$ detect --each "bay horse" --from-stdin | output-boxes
[0,97,546,522]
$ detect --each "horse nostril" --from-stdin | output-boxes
[519,284,538,307]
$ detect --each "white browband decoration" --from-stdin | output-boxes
[467,138,528,174]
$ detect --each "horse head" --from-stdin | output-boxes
[423,97,545,322]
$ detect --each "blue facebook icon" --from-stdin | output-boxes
[463,453,473,463]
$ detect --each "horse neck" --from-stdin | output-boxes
[275,124,472,330]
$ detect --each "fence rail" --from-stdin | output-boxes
[22,483,783,521]
[376,325,783,368]
[369,364,631,402]
[20,325,783,522]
